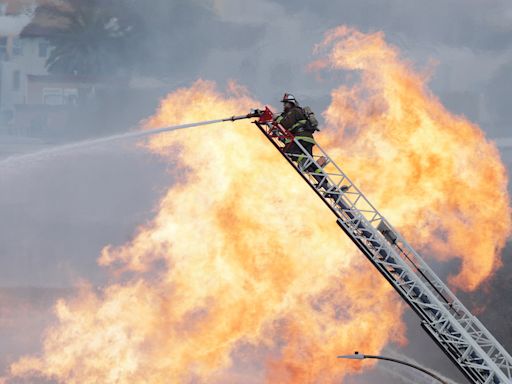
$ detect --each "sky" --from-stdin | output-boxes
[1,0,512,383]
[123,0,512,137]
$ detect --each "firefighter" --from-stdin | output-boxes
[275,93,317,167]
[275,93,349,194]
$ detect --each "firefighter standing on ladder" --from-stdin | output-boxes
[275,93,349,193]
[275,93,318,168]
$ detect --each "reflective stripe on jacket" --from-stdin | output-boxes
[276,106,308,132]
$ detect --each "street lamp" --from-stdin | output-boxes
[337,352,450,384]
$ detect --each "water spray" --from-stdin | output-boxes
[0,110,262,169]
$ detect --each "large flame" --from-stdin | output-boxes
[5,26,510,383]
[312,26,511,290]
[6,80,404,383]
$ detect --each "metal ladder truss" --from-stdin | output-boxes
[253,110,512,384]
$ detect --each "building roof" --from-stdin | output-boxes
[27,74,102,84]
[14,0,68,38]
[20,23,64,38]
[3,0,34,15]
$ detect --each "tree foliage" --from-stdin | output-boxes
[38,0,140,76]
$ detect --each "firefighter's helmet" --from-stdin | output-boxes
[281,93,299,106]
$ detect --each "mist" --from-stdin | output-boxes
[1,1,511,383]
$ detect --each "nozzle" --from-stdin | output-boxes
[223,109,263,122]
[247,109,263,118]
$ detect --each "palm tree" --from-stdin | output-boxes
[37,0,137,76]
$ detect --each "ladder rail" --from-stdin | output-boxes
[254,118,512,384]
[393,228,512,376]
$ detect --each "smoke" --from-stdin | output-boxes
[6,23,511,381]
[4,79,407,384]
[1,2,511,383]
[0,5,35,36]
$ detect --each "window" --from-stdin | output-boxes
[43,88,63,105]
[0,37,7,60]
[38,41,50,58]
[0,4,7,16]
[12,70,20,91]
[63,88,78,105]
[12,38,23,55]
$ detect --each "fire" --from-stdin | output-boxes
[6,79,404,383]
[311,26,511,290]
[5,26,510,383]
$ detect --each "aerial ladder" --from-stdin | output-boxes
[248,106,512,384]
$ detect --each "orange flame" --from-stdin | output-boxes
[312,26,511,290]
[6,26,510,383]
[7,79,405,383]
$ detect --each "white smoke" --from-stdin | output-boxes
[0,5,36,36]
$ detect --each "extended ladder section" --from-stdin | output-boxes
[254,107,512,384]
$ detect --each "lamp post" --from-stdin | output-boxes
[337,352,450,384]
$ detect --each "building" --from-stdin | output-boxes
[0,1,97,136]
[0,25,51,116]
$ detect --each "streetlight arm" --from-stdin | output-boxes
[337,353,451,384]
